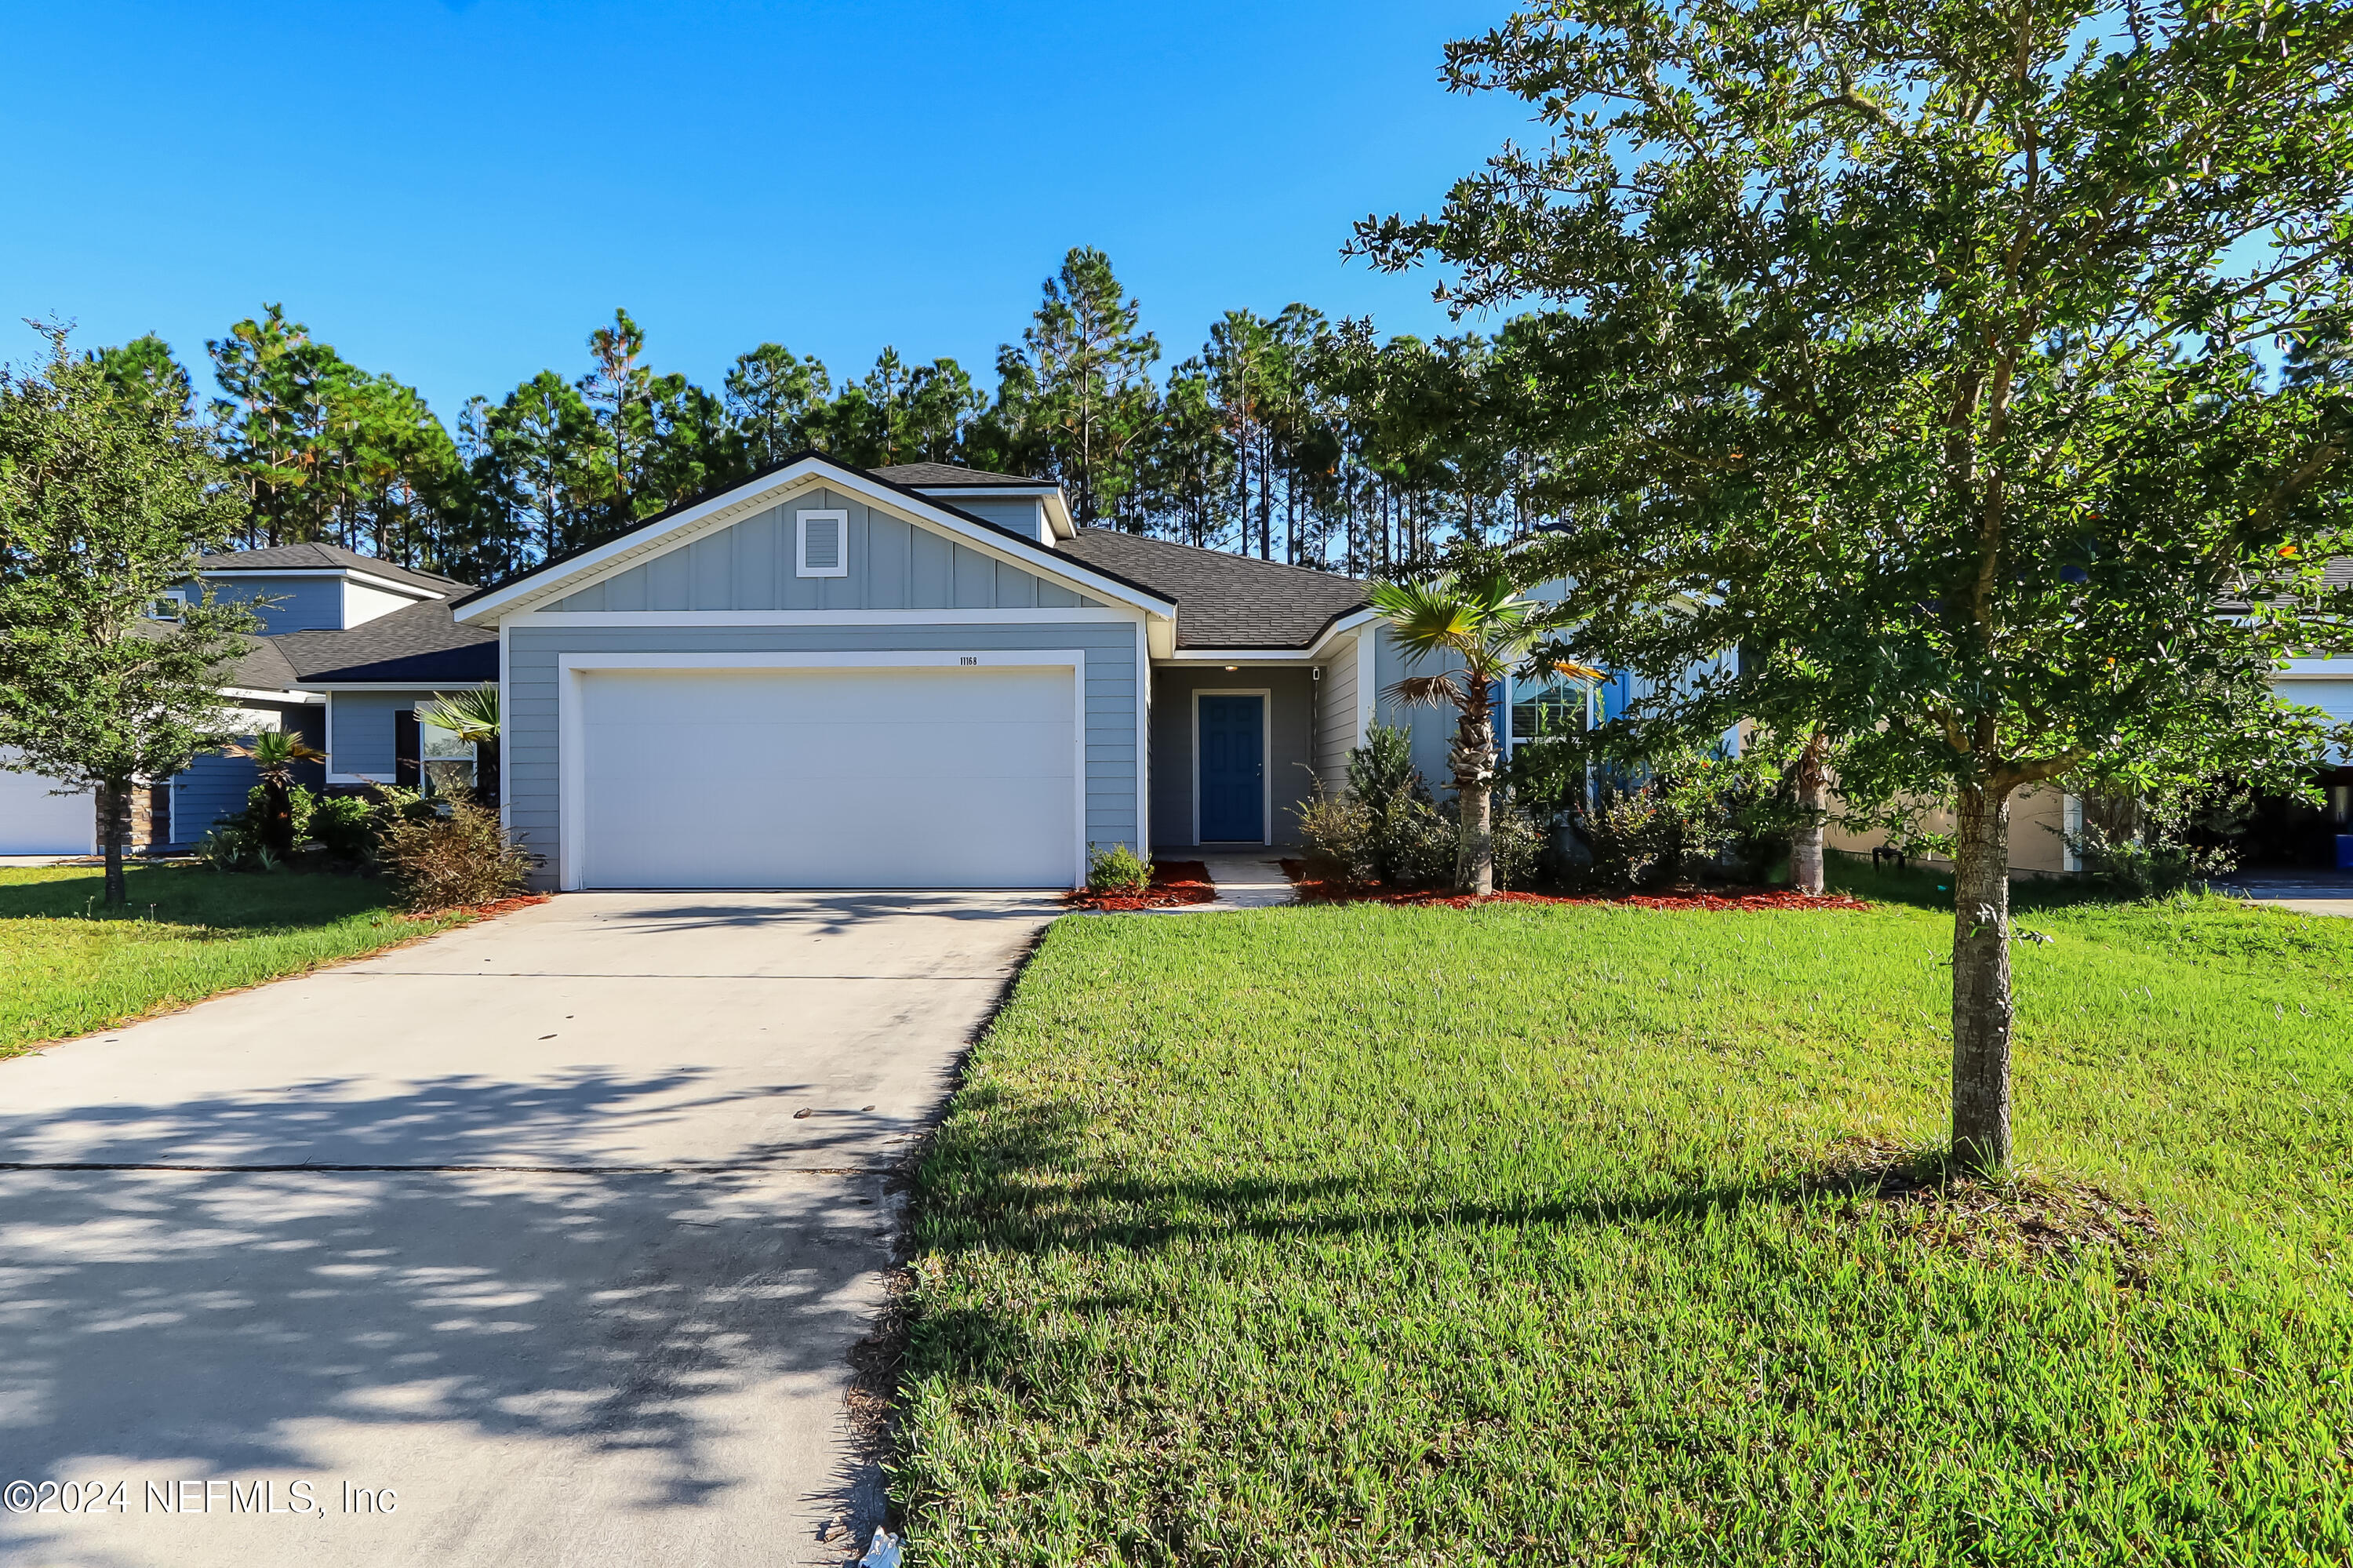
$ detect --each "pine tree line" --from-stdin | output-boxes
[99,246,1573,584]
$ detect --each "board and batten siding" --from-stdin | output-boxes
[547,488,1101,614]
[501,621,1144,888]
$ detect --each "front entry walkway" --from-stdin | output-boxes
[0,890,1060,1568]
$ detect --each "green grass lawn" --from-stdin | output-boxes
[0,863,471,1057]
[897,865,2353,1565]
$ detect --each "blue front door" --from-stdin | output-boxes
[1198,693,1264,842]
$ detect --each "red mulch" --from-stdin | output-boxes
[1279,860,1869,912]
[1066,860,1218,911]
[402,893,553,923]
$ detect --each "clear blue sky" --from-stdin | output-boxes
[0,1,1531,420]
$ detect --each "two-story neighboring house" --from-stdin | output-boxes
[0,544,495,855]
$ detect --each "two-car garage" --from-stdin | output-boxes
[569,661,1082,890]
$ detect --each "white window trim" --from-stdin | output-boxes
[1191,687,1274,847]
[150,589,189,621]
[553,650,1091,893]
[795,509,849,577]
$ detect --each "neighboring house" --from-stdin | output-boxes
[0,544,491,855]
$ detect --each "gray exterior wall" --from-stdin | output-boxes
[548,488,1099,613]
[503,620,1144,888]
[1375,624,1466,797]
[326,690,445,780]
[1315,632,1363,791]
[943,496,1048,542]
[189,573,347,634]
[1148,664,1318,847]
[166,704,322,847]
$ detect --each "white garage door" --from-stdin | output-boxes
[0,754,94,855]
[577,665,1078,889]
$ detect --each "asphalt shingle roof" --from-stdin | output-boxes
[271,599,498,686]
[1056,529,1369,649]
[870,462,1049,488]
[195,543,471,598]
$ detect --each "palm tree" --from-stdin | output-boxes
[1369,569,1599,895]
[416,687,500,802]
[227,728,327,860]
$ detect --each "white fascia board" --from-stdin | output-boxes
[294,680,492,691]
[222,686,325,705]
[197,567,443,601]
[2277,657,2353,678]
[1159,609,1380,665]
[503,607,1147,628]
[454,459,1168,626]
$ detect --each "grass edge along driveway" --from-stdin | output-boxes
[0,863,478,1058]
[894,878,2353,1565]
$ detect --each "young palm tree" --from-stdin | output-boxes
[1369,569,1599,895]
[228,728,327,860]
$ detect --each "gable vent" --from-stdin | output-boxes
[797,510,849,577]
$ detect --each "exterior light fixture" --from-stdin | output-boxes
[1224,665,1238,671]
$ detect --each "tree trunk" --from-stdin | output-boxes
[1950,783,2015,1171]
[96,780,132,908]
[1790,729,1829,894]
[1452,707,1498,897]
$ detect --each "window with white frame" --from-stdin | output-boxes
[1506,672,1594,756]
[419,719,477,797]
[796,510,849,577]
[148,589,189,621]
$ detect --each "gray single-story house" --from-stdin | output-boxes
[448,454,1418,890]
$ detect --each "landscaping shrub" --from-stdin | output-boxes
[2065,786,2244,899]
[373,795,536,912]
[307,792,378,862]
[1298,726,1540,890]
[1085,842,1152,896]
[1514,744,1797,892]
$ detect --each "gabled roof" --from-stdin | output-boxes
[271,599,498,686]
[1057,530,1371,650]
[193,543,471,598]
[449,449,1169,622]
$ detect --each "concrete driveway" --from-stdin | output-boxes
[0,890,1060,1568]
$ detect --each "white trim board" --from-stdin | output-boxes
[455,458,1173,625]
[196,567,446,601]
[296,681,493,692]
[552,649,1093,893]
[1190,687,1274,848]
[503,607,1145,628]
[1161,608,1380,665]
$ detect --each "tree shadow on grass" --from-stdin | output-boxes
[0,863,391,934]
[911,1089,2164,1279]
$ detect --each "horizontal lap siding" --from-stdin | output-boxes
[548,488,1099,613]
[504,621,1144,886]
[1317,637,1360,791]
[328,691,443,780]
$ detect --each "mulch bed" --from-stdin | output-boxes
[401,893,553,923]
[1066,860,1218,911]
[1280,860,1870,912]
